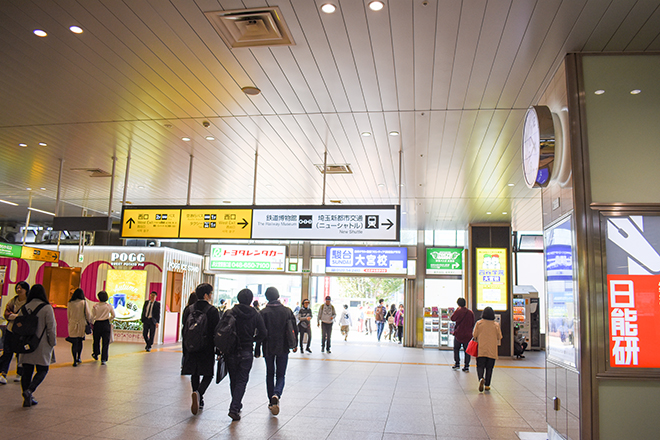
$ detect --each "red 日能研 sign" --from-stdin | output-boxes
[608,275,660,368]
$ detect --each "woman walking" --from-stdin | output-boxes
[0,281,29,384]
[91,291,115,365]
[67,288,91,366]
[386,304,397,341]
[18,284,56,407]
[472,307,502,392]
[395,304,404,344]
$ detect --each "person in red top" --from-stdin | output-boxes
[450,297,475,372]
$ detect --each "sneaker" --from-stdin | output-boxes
[269,395,280,415]
[327,349,331,354]
[14,375,20,383]
[91,353,98,361]
[451,365,460,370]
[191,391,200,415]
[101,361,107,366]
[306,348,312,353]
[228,412,241,421]
[462,367,469,372]
[321,348,324,353]
[199,397,204,410]
[0,374,7,385]
[478,378,485,392]
[484,386,491,391]
[22,390,32,408]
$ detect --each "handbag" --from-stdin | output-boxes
[215,354,228,384]
[85,322,93,335]
[466,339,479,357]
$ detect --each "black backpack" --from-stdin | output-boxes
[214,311,239,354]
[184,303,210,353]
[285,317,297,350]
[12,302,48,354]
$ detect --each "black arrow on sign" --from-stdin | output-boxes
[381,219,394,230]
[126,218,135,229]
[238,219,249,229]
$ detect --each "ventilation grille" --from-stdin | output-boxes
[70,168,112,178]
[315,164,353,174]
[205,7,295,48]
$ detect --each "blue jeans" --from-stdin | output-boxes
[264,353,289,399]
[376,321,385,340]
[227,349,254,413]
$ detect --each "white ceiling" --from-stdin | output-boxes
[1,0,659,233]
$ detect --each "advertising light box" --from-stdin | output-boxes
[476,248,508,311]
[605,214,660,368]
[106,269,148,322]
[325,247,407,274]
[209,245,286,272]
[426,248,463,275]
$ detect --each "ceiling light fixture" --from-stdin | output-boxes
[40,187,46,190]
[38,142,47,146]
[369,1,384,11]
[507,183,515,187]
[69,25,83,34]
[361,132,372,137]
[205,136,215,141]
[321,3,336,13]
[26,187,32,191]
[33,30,47,37]
[0,199,18,206]
[630,89,641,95]
[594,90,605,95]
[486,212,492,215]
[28,207,56,216]
[19,143,27,147]
[502,212,508,215]
[378,183,385,187]
[389,131,399,136]
[241,86,261,96]
[182,137,191,141]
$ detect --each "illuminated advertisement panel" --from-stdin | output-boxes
[426,248,463,275]
[605,215,660,368]
[325,247,407,275]
[208,245,286,272]
[476,248,508,311]
[105,269,148,322]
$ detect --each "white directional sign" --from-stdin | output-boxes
[251,206,400,241]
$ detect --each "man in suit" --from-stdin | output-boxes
[141,291,160,352]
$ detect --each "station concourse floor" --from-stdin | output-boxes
[0,334,548,440]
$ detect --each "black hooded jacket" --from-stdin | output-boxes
[226,303,267,352]
[256,300,298,357]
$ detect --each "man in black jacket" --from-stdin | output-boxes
[141,291,160,352]
[225,288,267,421]
[255,287,298,416]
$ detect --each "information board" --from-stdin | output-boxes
[325,247,407,274]
[426,248,463,275]
[208,245,286,272]
[0,243,23,258]
[21,246,60,262]
[179,209,252,239]
[476,248,508,311]
[121,208,181,238]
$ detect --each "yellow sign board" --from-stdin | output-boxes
[21,246,60,262]
[121,209,181,238]
[106,269,148,321]
[476,248,508,311]
[179,209,252,239]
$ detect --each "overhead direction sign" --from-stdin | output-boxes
[180,209,252,239]
[0,243,23,258]
[121,208,181,238]
[20,246,60,262]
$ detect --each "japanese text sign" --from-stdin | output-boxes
[208,245,286,272]
[426,248,463,275]
[325,247,407,274]
[476,248,508,311]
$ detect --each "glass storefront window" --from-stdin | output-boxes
[423,278,464,347]
[213,273,302,309]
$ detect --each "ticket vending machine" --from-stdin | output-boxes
[513,285,541,350]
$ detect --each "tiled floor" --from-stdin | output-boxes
[0,334,547,439]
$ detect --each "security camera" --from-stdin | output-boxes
[202,121,210,128]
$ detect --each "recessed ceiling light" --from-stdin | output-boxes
[361,132,372,137]
[630,89,641,95]
[38,142,47,146]
[389,131,399,136]
[137,185,145,189]
[241,86,261,96]
[594,90,605,95]
[205,136,215,141]
[378,183,385,187]
[507,183,515,187]
[321,3,336,13]
[502,212,508,215]
[69,26,83,34]
[33,30,47,37]
[26,187,32,191]
[28,207,56,216]
[40,187,46,190]
[19,143,27,147]
[486,212,492,215]
[369,1,384,11]
[182,137,191,141]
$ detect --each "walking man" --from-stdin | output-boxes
[182,283,220,415]
[225,289,266,421]
[256,287,298,416]
[374,299,387,341]
[339,305,352,341]
[141,291,160,352]
[317,296,336,353]
[296,299,313,353]
[450,297,475,372]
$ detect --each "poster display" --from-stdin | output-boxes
[476,248,508,311]
[105,269,148,324]
[605,214,660,368]
[208,245,286,272]
[325,247,407,274]
[426,248,463,275]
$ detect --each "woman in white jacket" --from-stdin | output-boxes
[67,288,91,366]
[18,284,56,407]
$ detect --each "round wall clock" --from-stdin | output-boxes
[521,105,559,189]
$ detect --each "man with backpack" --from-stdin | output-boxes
[374,299,387,341]
[317,296,336,353]
[223,288,266,421]
[255,287,297,416]
[182,283,220,415]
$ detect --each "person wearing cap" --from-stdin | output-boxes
[255,287,298,416]
[295,299,313,353]
[225,288,267,421]
[317,296,336,353]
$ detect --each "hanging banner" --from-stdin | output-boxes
[476,248,508,311]
[325,247,407,274]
